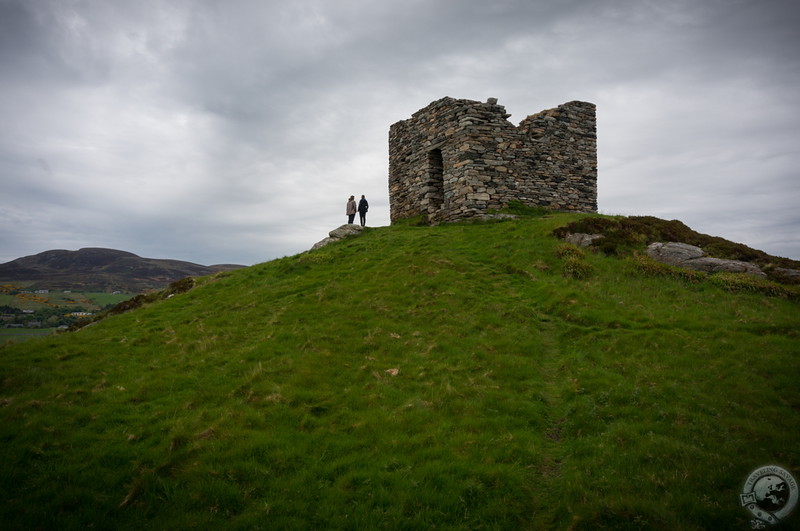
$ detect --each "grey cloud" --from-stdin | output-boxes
[1,0,799,266]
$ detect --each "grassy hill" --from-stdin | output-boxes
[1,212,798,529]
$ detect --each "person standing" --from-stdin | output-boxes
[357,195,369,226]
[346,195,357,224]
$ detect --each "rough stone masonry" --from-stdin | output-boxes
[388,97,597,223]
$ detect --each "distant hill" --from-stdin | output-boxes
[0,247,245,292]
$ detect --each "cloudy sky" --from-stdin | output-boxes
[1,0,798,266]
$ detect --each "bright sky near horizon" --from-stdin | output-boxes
[2,0,799,266]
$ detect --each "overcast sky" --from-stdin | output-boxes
[1,0,799,267]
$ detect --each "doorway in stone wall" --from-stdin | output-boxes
[426,148,444,212]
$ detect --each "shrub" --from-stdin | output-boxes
[554,243,585,260]
[562,256,593,279]
[554,243,593,279]
[628,253,799,299]
[627,252,705,283]
[163,277,195,296]
[707,272,798,298]
[563,256,592,279]
[766,267,800,285]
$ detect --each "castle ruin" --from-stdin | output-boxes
[388,97,597,223]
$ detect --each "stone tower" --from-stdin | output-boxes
[388,97,597,223]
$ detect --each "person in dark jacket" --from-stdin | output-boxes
[346,195,356,224]
[357,195,369,226]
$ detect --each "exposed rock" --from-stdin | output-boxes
[310,238,335,250]
[328,224,366,239]
[475,213,519,221]
[772,267,800,284]
[646,242,766,278]
[646,242,705,265]
[687,257,766,277]
[563,233,603,248]
[311,224,365,250]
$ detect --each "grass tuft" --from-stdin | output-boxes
[503,200,551,217]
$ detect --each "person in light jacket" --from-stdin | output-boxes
[346,195,357,224]
[357,195,369,226]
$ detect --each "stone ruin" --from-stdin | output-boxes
[388,96,597,223]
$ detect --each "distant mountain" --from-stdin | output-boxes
[0,248,245,292]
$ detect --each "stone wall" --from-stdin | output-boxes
[388,97,597,223]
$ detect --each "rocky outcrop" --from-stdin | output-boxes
[311,224,365,250]
[471,213,519,223]
[563,233,603,248]
[772,267,800,284]
[646,242,766,278]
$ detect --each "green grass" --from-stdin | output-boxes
[0,327,57,344]
[1,212,798,529]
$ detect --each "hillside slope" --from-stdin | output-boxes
[1,213,798,529]
[0,247,244,292]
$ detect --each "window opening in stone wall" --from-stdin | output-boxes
[426,148,444,212]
